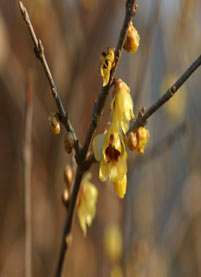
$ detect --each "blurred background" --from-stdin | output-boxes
[0,0,201,276]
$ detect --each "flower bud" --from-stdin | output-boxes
[48,113,60,135]
[126,131,137,151]
[64,164,73,189]
[64,132,74,153]
[127,127,150,154]
[124,22,140,53]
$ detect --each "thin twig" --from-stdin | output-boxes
[129,54,201,133]
[19,1,80,155]
[23,70,33,277]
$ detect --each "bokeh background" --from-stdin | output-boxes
[1,0,201,276]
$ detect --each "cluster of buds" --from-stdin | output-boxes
[126,127,150,154]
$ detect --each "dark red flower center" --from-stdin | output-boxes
[105,135,120,162]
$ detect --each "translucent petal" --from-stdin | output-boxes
[93,133,104,161]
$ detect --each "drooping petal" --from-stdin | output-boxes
[108,157,127,183]
[113,174,127,198]
[111,79,134,134]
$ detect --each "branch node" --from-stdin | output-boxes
[170,85,176,95]
[38,39,44,54]
[52,87,57,99]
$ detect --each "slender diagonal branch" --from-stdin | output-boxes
[129,54,201,133]
[19,1,80,155]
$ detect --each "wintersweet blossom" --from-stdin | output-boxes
[100,47,115,87]
[111,79,134,134]
[93,124,127,198]
[77,173,98,236]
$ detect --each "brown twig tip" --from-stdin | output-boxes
[19,1,25,14]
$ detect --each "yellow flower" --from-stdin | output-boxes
[123,21,140,53]
[100,47,115,87]
[77,173,98,236]
[93,124,127,198]
[127,127,150,154]
[111,79,134,134]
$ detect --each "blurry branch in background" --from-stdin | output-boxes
[130,54,201,133]
[23,70,33,277]
[19,1,80,156]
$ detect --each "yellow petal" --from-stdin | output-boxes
[93,133,104,161]
[113,175,127,198]
[109,157,127,183]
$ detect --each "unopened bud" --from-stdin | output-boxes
[62,188,70,207]
[64,132,74,153]
[48,113,60,135]
[64,164,73,189]
[126,131,137,151]
[124,22,140,53]
[127,127,150,154]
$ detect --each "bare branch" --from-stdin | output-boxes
[19,1,80,155]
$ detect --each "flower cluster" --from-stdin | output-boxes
[93,79,134,198]
[95,23,150,199]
